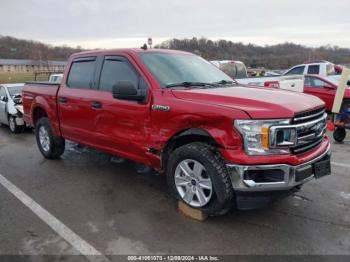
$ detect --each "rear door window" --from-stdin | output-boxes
[99,57,139,92]
[307,65,320,74]
[285,66,305,75]
[67,57,96,89]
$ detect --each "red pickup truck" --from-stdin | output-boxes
[23,48,331,215]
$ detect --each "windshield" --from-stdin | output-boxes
[139,53,232,87]
[8,86,23,96]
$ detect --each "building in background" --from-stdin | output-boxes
[0,59,66,72]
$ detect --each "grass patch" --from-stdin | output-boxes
[0,72,49,84]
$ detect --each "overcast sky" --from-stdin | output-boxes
[0,0,349,49]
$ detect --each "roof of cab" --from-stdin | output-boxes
[70,48,192,58]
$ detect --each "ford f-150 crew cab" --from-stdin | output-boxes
[23,48,331,215]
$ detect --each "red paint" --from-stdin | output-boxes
[304,74,350,111]
[23,49,329,170]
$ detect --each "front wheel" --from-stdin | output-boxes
[166,142,234,216]
[35,117,65,159]
[333,127,346,143]
[9,116,23,133]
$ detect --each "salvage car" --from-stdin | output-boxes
[0,83,25,133]
[23,49,331,215]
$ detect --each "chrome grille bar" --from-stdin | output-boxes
[293,108,326,123]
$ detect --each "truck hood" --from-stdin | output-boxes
[171,86,324,119]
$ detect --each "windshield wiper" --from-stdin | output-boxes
[165,81,215,88]
[211,80,237,86]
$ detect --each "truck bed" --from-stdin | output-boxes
[22,81,60,128]
[237,75,304,92]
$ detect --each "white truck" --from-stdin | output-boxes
[211,60,304,92]
[48,73,63,83]
[214,60,343,93]
[283,60,342,77]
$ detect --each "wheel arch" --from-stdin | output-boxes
[161,128,221,171]
[32,106,48,126]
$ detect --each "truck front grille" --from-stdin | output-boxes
[291,107,327,154]
[292,107,325,124]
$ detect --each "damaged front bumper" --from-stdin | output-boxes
[226,144,331,209]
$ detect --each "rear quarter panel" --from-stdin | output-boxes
[23,83,60,135]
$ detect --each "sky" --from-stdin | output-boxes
[0,0,349,49]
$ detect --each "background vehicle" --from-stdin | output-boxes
[212,60,304,92]
[304,74,350,112]
[48,74,63,83]
[0,83,25,133]
[23,49,331,215]
[210,60,248,79]
[238,74,304,92]
[284,61,343,76]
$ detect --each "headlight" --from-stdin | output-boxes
[234,119,296,155]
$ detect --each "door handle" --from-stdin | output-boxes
[91,101,102,109]
[58,97,67,103]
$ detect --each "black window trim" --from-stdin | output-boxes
[96,55,143,92]
[66,56,98,89]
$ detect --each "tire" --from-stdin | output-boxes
[35,117,65,159]
[9,115,23,134]
[333,127,346,143]
[166,142,234,216]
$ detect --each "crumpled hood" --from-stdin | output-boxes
[172,86,325,119]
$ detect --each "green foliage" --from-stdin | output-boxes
[156,38,350,69]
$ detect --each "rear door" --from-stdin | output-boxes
[0,86,8,124]
[57,56,102,144]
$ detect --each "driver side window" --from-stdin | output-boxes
[285,66,305,75]
[99,57,140,92]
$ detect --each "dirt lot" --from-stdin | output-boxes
[0,126,349,260]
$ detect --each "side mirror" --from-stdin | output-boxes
[112,81,147,102]
[0,95,7,102]
[324,84,334,89]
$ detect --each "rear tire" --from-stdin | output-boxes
[9,116,23,134]
[166,142,234,216]
[35,117,65,159]
[333,127,346,143]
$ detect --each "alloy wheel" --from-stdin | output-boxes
[174,159,213,207]
[39,126,50,152]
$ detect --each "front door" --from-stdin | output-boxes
[91,55,151,162]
